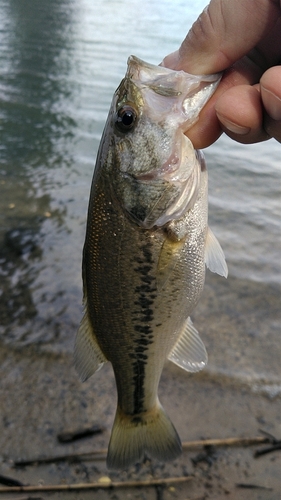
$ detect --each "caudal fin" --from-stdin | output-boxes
[106,401,182,470]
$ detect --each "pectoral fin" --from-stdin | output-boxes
[74,293,107,382]
[168,317,207,373]
[205,227,228,278]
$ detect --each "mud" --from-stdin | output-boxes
[0,336,280,500]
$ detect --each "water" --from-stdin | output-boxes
[0,0,280,394]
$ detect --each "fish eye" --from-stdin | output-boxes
[115,105,137,132]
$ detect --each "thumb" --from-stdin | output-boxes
[162,0,280,74]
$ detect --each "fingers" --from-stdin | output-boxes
[260,66,281,142]
[185,69,267,149]
[161,1,281,147]
[185,84,268,149]
[217,66,281,144]
[162,0,280,74]
[215,85,269,144]
[190,66,281,147]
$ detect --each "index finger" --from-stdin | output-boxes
[163,0,280,74]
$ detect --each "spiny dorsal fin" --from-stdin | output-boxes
[205,227,228,278]
[168,317,207,373]
[74,295,107,382]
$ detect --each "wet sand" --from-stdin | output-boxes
[0,274,280,500]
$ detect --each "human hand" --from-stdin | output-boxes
[162,0,281,148]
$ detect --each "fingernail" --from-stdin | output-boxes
[216,114,250,135]
[261,86,281,121]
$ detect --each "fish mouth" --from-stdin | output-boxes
[128,55,222,132]
[123,134,202,229]
[134,132,188,184]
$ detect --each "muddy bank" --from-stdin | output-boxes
[0,341,280,500]
[0,272,280,499]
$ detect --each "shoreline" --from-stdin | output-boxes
[0,342,280,499]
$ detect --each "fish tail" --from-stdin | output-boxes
[106,400,182,470]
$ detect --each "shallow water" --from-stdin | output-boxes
[0,0,280,394]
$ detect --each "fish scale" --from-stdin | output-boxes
[85,179,179,413]
[75,56,227,470]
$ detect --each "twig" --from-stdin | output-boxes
[156,484,164,500]
[254,428,281,457]
[236,483,273,491]
[0,475,192,493]
[13,435,269,468]
[0,474,25,487]
[57,424,103,443]
[258,428,278,443]
[14,450,107,467]
[254,442,281,458]
[2,497,44,500]
[182,436,269,449]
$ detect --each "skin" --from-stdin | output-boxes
[162,0,281,148]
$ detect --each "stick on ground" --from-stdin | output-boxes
[0,475,192,493]
[13,435,270,467]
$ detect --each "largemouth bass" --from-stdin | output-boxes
[75,56,228,470]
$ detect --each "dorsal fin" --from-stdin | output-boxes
[205,227,228,278]
[168,317,207,373]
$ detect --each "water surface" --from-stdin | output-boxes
[0,0,280,395]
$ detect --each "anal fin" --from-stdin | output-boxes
[168,317,207,373]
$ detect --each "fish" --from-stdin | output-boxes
[75,56,228,470]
